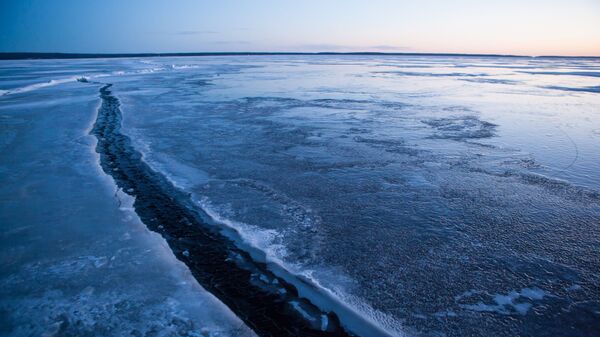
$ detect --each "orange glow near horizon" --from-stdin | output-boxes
[1,0,599,56]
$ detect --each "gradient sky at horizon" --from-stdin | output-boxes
[1,0,599,56]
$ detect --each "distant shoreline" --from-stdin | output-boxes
[1,52,599,60]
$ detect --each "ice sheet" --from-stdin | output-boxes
[2,55,599,337]
[0,79,255,337]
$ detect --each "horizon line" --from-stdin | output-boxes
[1,51,599,60]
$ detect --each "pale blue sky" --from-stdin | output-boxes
[1,0,599,56]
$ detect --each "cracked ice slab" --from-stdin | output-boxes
[0,81,255,337]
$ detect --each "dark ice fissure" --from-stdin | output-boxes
[90,84,353,337]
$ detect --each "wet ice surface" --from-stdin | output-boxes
[0,76,255,336]
[2,55,600,336]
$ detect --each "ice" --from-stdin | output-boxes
[111,55,599,336]
[457,288,547,316]
[421,115,497,139]
[289,301,318,322]
[0,77,255,336]
[521,287,546,300]
[0,76,81,95]
[196,196,288,265]
[519,71,600,77]
[546,85,600,93]
[321,314,329,331]
[2,55,600,337]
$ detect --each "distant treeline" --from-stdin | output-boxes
[1,52,598,60]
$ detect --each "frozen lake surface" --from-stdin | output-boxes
[1,55,599,336]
